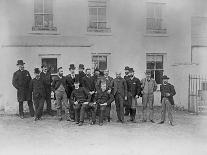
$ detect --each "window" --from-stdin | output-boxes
[42,58,57,74]
[92,54,110,71]
[33,0,57,31]
[201,82,207,91]
[146,2,166,34]
[88,0,111,33]
[146,54,164,84]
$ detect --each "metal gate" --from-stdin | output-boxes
[188,74,207,114]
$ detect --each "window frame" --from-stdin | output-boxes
[87,0,111,33]
[33,0,57,31]
[91,53,111,72]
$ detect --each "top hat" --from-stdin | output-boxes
[17,60,25,65]
[69,64,76,70]
[34,68,40,74]
[128,68,134,72]
[145,70,151,75]
[124,66,130,71]
[79,64,84,69]
[162,75,170,79]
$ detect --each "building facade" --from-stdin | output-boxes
[0,0,207,113]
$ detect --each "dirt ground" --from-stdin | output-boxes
[0,106,207,155]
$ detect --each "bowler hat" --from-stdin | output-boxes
[17,60,25,65]
[162,75,170,79]
[129,68,134,72]
[79,64,84,69]
[124,66,130,70]
[145,70,151,75]
[69,64,76,70]
[34,68,40,74]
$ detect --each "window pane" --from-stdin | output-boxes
[98,22,106,29]
[44,14,53,27]
[44,0,53,14]
[42,58,57,74]
[155,61,163,69]
[34,0,43,13]
[35,14,43,26]
[155,70,163,84]
[89,8,98,21]
[98,7,106,21]
[89,22,97,29]
[147,61,155,69]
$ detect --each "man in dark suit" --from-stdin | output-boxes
[126,68,141,123]
[66,64,78,121]
[40,64,53,116]
[77,64,86,87]
[52,67,70,121]
[30,68,46,121]
[95,70,113,122]
[12,60,35,119]
[111,71,127,123]
[124,66,130,116]
[158,75,176,126]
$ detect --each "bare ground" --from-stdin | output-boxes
[0,106,207,155]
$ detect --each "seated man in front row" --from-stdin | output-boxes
[70,81,91,126]
[94,83,114,126]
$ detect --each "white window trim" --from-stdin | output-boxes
[38,54,61,75]
[91,52,111,71]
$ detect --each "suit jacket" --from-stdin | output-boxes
[29,77,46,99]
[112,77,127,98]
[160,83,176,105]
[77,71,86,87]
[126,77,142,97]
[70,87,91,103]
[95,90,114,105]
[51,75,68,93]
[82,75,95,92]
[66,74,79,97]
[40,71,52,91]
[95,76,113,93]
[12,70,32,102]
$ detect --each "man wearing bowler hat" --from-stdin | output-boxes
[12,60,35,119]
[77,64,86,87]
[40,64,53,116]
[141,70,157,123]
[158,75,176,126]
[66,64,78,121]
[124,66,130,116]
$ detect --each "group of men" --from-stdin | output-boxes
[12,60,176,126]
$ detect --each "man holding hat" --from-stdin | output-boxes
[12,60,35,119]
[30,68,46,121]
[141,70,157,123]
[158,75,176,126]
[40,64,53,116]
[66,64,78,121]
[126,68,141,123]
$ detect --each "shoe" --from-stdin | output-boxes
[107,118,111,122]
[75,121,80,124]
[78,122,83,126]
[66,117,73,122]
[47,110,54,116]
[120,120,125,123]
[131,119,137,123]
[150,120,155,123]
[127,118,133,122]
[142,119,147,123]
[158,121,164,124]
[99,123,103,126]
[38,117,42,120]
[34,117,38,121]
[116,120,121,122]
[169,121,174,126]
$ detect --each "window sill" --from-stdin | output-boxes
[144,33,168,37]
[86,28,112,36]
[28,30,60,35]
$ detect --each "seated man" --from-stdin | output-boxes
[70,81,91,126]
[94,83,114,126]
